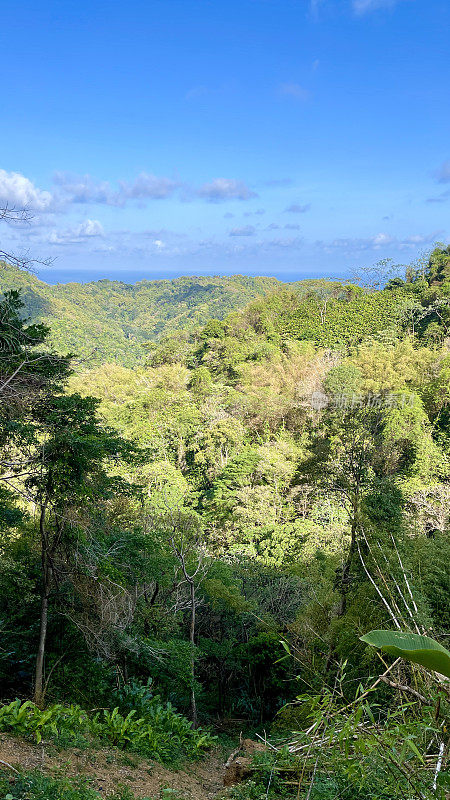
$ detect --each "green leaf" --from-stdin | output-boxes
[405,738,424,763]
[364,701,375,724]
[360,630,450,679]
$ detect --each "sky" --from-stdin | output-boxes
[0,0,449,284]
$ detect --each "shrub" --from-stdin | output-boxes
[0,698,215,765]
[0,700,91,746]
[110,678,154,716]
[100,702,215,762]
[0,771,143,800]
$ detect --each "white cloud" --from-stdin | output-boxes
[324,234,392,251]
[371,232,394,246]
[244,208,265,217]
[143,228,187,240]
[320,231,439,252]
[229,225,256,236]
[53,171,258,206]
[77,219,104,237]
[0,169,54,212]
[120,172,179,200]
[198,178,257,202]
[279,83,309,101]
[264,236,303,249]
[54,171,179,204]
[400,233,440,246]
[53,172,119,206]
[47,219,104,244]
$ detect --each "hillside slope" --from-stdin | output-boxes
[0,732,228,799]
[0,263,337,365]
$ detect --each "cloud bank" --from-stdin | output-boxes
[0,169,54,212]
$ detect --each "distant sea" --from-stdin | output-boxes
[34,267,344,285]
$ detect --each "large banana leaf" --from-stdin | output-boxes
[360,630,450,679]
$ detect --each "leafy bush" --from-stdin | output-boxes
[100,702,215,762]
[277,685,446,800]
[0,699,215,764]
[0,700,91,746]
[0,771,142,800]
[110,678,154,716]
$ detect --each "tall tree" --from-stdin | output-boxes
[27,393,135,705]
[0,290,137,705]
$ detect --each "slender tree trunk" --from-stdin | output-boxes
[34,593,48,707]
[337,507,358,617]
[325,498,359,675]
[34,501,50,707]
[189,580,197,728]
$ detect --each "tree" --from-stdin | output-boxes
[156,508,208,727]
[0,289,71,595]
[298,404,387,617]
[0,289,70,408]
[26,393,135,705]
[348,257,406,290]
[0,291,137,704]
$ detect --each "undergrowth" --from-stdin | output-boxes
[0,697,215,765]
[0,771,141,800]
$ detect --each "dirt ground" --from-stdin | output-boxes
[0,732,229,799]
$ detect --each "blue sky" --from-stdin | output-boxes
[0,0,449,283]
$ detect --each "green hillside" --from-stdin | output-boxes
[0,263,339,366]
[1,247,450,800]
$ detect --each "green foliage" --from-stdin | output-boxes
[278,289,408,349]
[0,699,214,764]
[0,265,291,366]
[255,678,447,800]
[100,707,143,747]
[0,701,92,747]
[360,630,450,678]
[226,748,301,799]
[323,363,363,396]
[0,771,136,800]
[110,677,155,716]
[425,245,450,287]
[1,251,450,800]
[100,702,215,761]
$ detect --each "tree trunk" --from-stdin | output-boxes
[189,580,197,728]
[34,501,50,707]
[324,500,359,675]
[34,592,48,707]
[337,508,358,617]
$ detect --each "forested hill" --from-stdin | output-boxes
[0,262,339,366]
[1,247,450,799]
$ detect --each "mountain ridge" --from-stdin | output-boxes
[0,262,339,366]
